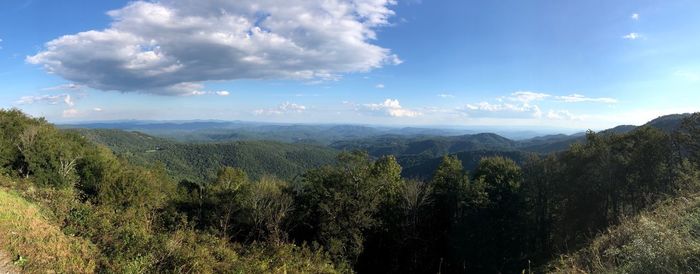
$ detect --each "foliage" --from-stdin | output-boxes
[3,108,700,273]
[291,151,401,264]
[0,109,346,273]
[69,128,339,182]
[0,185,97,273]
[550,195,700,274]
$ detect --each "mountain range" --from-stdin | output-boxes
[63,113,692,182]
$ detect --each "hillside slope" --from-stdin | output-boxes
[68,128,339,182]
[61,122,472,144]
[550,194,700,273]
[0,185,97,273]
[0,251,17,274]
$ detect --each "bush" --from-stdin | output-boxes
[550,195,700,273]
[0,189,97,273]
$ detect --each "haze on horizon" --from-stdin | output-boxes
[1,0,699,130]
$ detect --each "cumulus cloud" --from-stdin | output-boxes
[622,32,642,40]
[555,94,617,104]
[631,13,640,20]
[437,93,454,98]
[461,91,547,118]
[27,0,401,96]
[254,102,306,115]
[465,102,542,118]
[16,94,75,107]
[547,110,583,120]
[93,107,103,112]
[363,99,421,117]
[461,91,616,120]
[375,83,385,89]
[462,91,545,119]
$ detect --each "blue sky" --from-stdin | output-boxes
[1,0,699,130]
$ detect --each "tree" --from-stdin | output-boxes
[0,109,40,176]
[292,151,394,264]
[521,154,559,263]
[245,176,293,245]
[211,166,249,239]
[680,113,700,166]
[471,156,526,272]
[427,155,486,272]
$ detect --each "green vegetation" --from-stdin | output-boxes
[0,180,97,273]
[68,128,339,182]
[2,108,700,273]
[0,109,343,273]
[550,194,700,273]
[61,122,471,145]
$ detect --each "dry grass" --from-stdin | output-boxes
[0,188,98,273]
[0,250,19,274]
[549,195,700,274]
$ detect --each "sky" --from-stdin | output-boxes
[1,0,700,130]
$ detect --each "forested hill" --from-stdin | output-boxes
[66,113,693,182]
[67,128,338,182]
[61,121,476,145]
[519,113,691,153]
[2,109,700,273]
[332,113,692,156]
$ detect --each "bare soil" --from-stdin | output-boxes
[0,251,18,274]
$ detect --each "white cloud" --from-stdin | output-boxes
[547,110,583,120]
[556,94,617,104]
[375,83,385,89]
[461,91,616,120]
[631,13,640,20]
[437,94,454,98]
[62,108,80,118]
[42,83,85,92]
[509,91,549,104]
[464,102,542,118]
[363,99,421,117]
[16,94,74,107]
[254,102,306,115]
[93,107,103,112]
[0,38,3,50]
[186,89,231,96]
[461,91,547,118]
[622,32,642,40]
[27,0,401,96]
[462,91,548,119]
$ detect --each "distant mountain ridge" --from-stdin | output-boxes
[67,128,339,182]
[60,120,584,143]
[66,113,694,180]
[62,121,476,145]
[519,113,692,153]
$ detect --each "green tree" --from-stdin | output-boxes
[428,155,487,272]
[211,166,249,239]
[245,176,293,245]
[680,113,700,166]
[292,151,396,264]
[471,156,526,272]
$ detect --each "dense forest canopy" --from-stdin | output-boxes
[2,108,700,273]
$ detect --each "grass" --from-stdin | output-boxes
[0,186,98,273]
[549,195,700,274]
